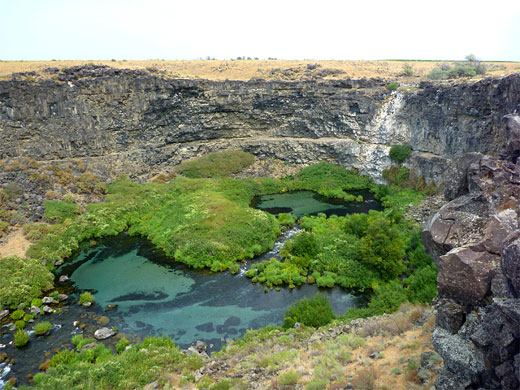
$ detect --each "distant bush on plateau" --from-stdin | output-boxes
[427,55,487,80]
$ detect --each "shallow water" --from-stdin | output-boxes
[66,233,359,351]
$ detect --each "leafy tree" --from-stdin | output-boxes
[389,145,412,164]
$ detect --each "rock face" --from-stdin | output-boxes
[1,66,519,183]
[423,120,520,389]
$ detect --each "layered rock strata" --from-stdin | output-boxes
[423,115,520,389]
[1,66,519,183]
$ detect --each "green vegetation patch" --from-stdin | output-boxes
[174,150,255,178]
[43,200,83,223]
[26,336,200,390]
[0,256,53,310]
[389,144,412,164]
[27,175,279,273]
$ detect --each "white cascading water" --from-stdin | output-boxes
[238,226,301,276]
[361,91,410,145]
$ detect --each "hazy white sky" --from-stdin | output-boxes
[2,0,520,61]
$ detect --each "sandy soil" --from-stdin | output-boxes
[1,59,519,81]
[0,229,31,258]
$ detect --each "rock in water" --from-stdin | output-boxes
[94,327,116,340]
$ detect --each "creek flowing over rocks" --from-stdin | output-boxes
[423,115,520,390]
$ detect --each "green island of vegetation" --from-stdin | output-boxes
[0,149,440,390]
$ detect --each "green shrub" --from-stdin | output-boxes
[116,337,131,354]
[389,145,412,164]
[0,220,8,235]
[305,378,329,390]
[277,213,296,227]
[278,370,301,386]
[14,330,29,347]
[427,57,487,80]
[386,82,399,91]
[34,321,53,336]
[402,63,414,76]
[78,292,94,305]
[282,294,335,329]
[15,319,26,329]
[31,298,43,307]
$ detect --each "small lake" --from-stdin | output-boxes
[251,190,382,217]
[64,233,359,352]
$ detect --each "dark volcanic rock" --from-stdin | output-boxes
[424,146,520,390]
[1,67,519,184]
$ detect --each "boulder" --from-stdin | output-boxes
[30,305,41,314]
[0,310,8,321]
[42,297,56,304]
[437,246,500,305]
[94,327,116,340]
[501,238,520,295]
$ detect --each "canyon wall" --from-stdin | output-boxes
[422,116,520,389]
[1,66,519,182]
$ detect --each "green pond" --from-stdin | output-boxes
[251,190,381,217]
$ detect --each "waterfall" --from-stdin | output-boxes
[361,91,410,145]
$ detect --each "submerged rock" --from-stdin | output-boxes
[0,310,8,321]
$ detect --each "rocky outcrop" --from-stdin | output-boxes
[1,66,519,183]
[423,115,520,389]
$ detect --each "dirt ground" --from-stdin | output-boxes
[0,229,31,258]
[1,59,519,81]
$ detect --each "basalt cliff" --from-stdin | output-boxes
[1,66,519,184]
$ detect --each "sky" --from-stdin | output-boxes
[2,0,520,61]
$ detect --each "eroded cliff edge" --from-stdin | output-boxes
[423,115,520,389]
[1,66,519,183]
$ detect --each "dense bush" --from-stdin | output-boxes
[282,294,335,329]
[0,256,54,310]
[174,150,255,178]
[382,166,438,195]
[389,145,412,163]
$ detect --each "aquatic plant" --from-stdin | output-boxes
[78,292,94,305]
[14,330,30,348]
[34,321,53,336]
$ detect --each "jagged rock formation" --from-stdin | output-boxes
[423,115,520,390]
[1,66,519,183]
